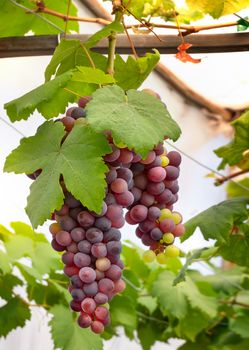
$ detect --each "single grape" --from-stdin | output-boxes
[74,252,91,268]
[98,278,114,294]
[147,181,165,195]
[139,220,156,233]
[130,205,148,223]
[49,222,61,235]
[81,297,96,314]
[106,168,117,184]
[140,151,156,165]
[51,238,65,252]
[69,207,83,220]
[77,211,95,229]
[140,191,155,207]
[96,257,111,272]
[103,228,121,243]
[164,245,180,258]
[165,166,180,181]
[86,227,103,243]
[83,282,98,296]
[71,107,87,119]
[145,156,162,170]
[112,216,125,229]
[71,288,85,302]
[67,241,78,253]
[115,191,134,207]
[130,187,142,202]
[159,219,175,233]
[78,96,92,108]
[56,230,72,246]
[105,193,116,205]
[125,211,137,225]
[95,216,112,231]
[95,306,109,321]
[64,193,81,208]
[91,243,107,258]
[141,233,155,246]
[59,216,77,232]
[111,178,128,194]
[78,240,92,254]
[147,166,166,183]
[78,313,92,328]
[172,224,185,237]
[159,208,172,221]
[160,155,169,167]
[134,173,148,190]
[91,320,104,334]
[150,227,163,240]
[70,300,82,312]
[143,250,156,263]
[148,206,161,221]
[117,168,133,182]
[107,241,122,255]
[156,189,173,204]
[117,148,134,164]
[156,253,167,264]
[91,202,107,218]
[71,275,83,288]
[61,116,75,131]
[104,144,120,162]
[135,227,144,238]
[70,227,85,242]
[105,265,122,281]
[113,279,126,294]
[130,163,144,175]
[167,151,182,167]
[154,142,165,155]
[163,232,175,244]
[55,204,69,216]
[94,292,108,305]
[171,212,182,224]
[62,251,74,266]
[64,265,80,277]
[79,267,96,283]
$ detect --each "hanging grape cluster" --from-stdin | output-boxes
[30,92,185,334]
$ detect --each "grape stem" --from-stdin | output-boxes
[106,3,123,76]
[215,168,249,186]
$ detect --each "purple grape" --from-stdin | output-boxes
[56,230,72,246]
[106,168,117,184]
[105,193,116,205]
[74,252,91,267]
[165,166,180,181]
[111,178,128,194]
[78,313,92,328]
[103,228,121,243]
[139,220,157,233]
[69,207,83,220]
[71,227,85,242]
[91,243,107,258]
[130,187,142,202]
[98,278,114,294]
[94,292,108,304]
[134,173,148,190]
[105,265,122,281]
[148,206,161,221]
[71,288,85,302]
[71,275,83,288]
[79,267,96,283]
[140,191,155,207]
[60,216,77,231]
[86,228,103,243]
[95,217,112,231]
[71,107,86,119]
[78,240,92,254]
[104,144,120,162]
[77,211,95,229]
[150,227,163,240]
[147,181,165,195]
[117,168,133,182]
[71,300,82,312]
[83,281,98,296]
[62,251,74,265]
[65,193,81,208]
[130,205,148,223]
[106,204,123,221]
[156,189,173,204]
[115,191,134,207]
[167,151,182,167]
[107,241,122,255]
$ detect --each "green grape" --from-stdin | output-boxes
[165,245,180,258]
[160,155,169,167]
[143,250,156,263]
[163,233,174,244]
[156,253,167,264]
[171,212,182,225]
[159,208,172,222]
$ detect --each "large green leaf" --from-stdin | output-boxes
[152,271,218,319]
[50,304,103,350]
[0,297,31,338]
[137,321,163,350]
[182,198,249,244]
[86,85,181,157]
[4,122,111,227]
[114,51,160,90]
[45,39,108,81]
[5,67,114,122]
[214,111,249,169]
[0,274,23,301]
[0,0,79,37]
[186,0,249,18]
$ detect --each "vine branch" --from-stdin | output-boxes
[215,168,249,185]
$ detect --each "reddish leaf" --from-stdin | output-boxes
[176,43,201,64]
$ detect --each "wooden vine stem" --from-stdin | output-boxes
[1,32,249,58]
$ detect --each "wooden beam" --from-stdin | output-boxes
[1,33,249,58]
[79,0,113,21]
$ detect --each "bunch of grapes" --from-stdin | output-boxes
[29,90,184,334]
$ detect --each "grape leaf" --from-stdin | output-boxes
[45,39,108,81]
[175,307,210,341]
[227,179,249,198]
[137,321,162,350]
[230,310,249,338]
[186,0,249,19]
[214,111,249,169]
[4,122,111,227]
[173,249,204,285]
[0,222,62,274]
[137,296,158,315]
[86,85,181,157]
[85,21,124,49]
[122,244,150,280]
[0,274,23,301]
[49,304,103,350]
[182,198,249,244]
[0,297,31,338]
[218,224,249,267]
[114,51,160,90]
[5,67,114,122]
[0,251,11,274]
[0,0,79,37]
[152,271,217,319]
